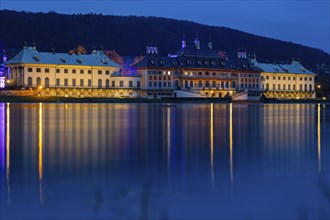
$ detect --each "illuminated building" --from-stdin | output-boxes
[5,46,141,97]
[251,59,316,99]
[132,38,261,99]
[4,41,317,99]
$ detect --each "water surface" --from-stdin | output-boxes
[0,103,329,219]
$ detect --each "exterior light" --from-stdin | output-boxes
[39,85,43,89]
[296,97,300,100]
[317,85,321,89]
[65,94,68,97]
[229,91,233,94]
[322,97,326,100]
[6,80,10,83]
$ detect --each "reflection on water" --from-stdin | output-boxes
[0,103,329,219]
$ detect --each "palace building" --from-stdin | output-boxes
[3,39,317,99]
[251,59,316,99]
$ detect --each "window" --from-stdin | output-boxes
[278,77,281,80]
[288,85,291,90]
[190,81,193,88]
[266,83,269,90]
[273,76,275,80]
[28,77,33,87]
[293,77,296,80]
[304,77,307,81]
[129,81,133,87]
[149,81,152,87]
[225,82,229,88]
[45,68,49,73]
[300,77,302,81]
[199,72,202,76]
[266,76,269,80]
[106,71,110,75]
[88,70,92,74]
[120,81,124,87]
[36,68,41,73]
[283,84,286,90]
[80,79,84,86]
[154,76,157,80]
[309,84,312,91]
[56,69,60,73]
[158,82,162,87]
[106,79,110,88]
[98,70,102,75]
[283,77,286,80]
[154,82,157,87]
[64,69,68,74]
[28,68,33,72]
[98,79,102,88]
[278,84,281,90]
[36,77,41,86]
[288,77,290,80]
[293,85,296,90]
[163,82,166,87]
[159,76,162,80]
[112,81,115,87]
[88,80,92,87]
[304,84,307,91]
[137,81,141,88]
[72,79,76,86]
[45,78,49,87]
[273,84,275,90]
[309,78,312,81]
[184,72,188,76]
[300,84,302,91]
[232,81,236,88]
[168,82,171,87]
[64,79,68,86]
[72,69,76,74]
[205,81,210,87]
[149,76,152,80]
[80,70,84,74]
[56,79,60,86]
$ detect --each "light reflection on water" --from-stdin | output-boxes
[0,103,329,219]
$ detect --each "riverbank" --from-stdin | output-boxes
[1,95,329,104]
[0,96,232,103]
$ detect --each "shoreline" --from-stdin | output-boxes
[0,95,328,104]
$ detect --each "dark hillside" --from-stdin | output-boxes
[0,9,329,70]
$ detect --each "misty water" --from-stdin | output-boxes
[0,103,329,219]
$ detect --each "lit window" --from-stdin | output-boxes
[167,71,171,75]
[184,72,188,76]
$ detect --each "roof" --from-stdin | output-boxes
[251,59,315,74]
[6,47,120,67]
[172,46,220,58]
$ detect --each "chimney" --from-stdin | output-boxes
[194,37,200,49]
[208,41,212,49]
[182,35,186,48]
[146,43,151,54]
[237,49,247,59]
[3,50,7,63]
[154,43,158,54]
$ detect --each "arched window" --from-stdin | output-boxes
[28,77,33,87]
[36,77,41,86]
[304,84,307,91]
[98,79,102,88]
[309,84,312,92]
[45,77,49,87]
[232,81,236,88]
[198,80,202,88]
[106,79,110,88]
[266,83,269,90]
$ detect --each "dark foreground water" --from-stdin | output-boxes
[0,103,329,219]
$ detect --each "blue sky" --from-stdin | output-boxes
[1,0,329,53]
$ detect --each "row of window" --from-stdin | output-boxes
[183,71,238,77]
[264,83,313,91]
[147,71,172,75]
[241,78,260,83]
[181,80,236,89]
[240,84,260,90]
[263,76,313,81]
[27,77,140,88]
[149,76,171,81]
[148,81,172,88]
[27,68,112,75]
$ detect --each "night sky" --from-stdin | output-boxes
[2,0,329,53]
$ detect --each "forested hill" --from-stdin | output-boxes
[1,9,329,69]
